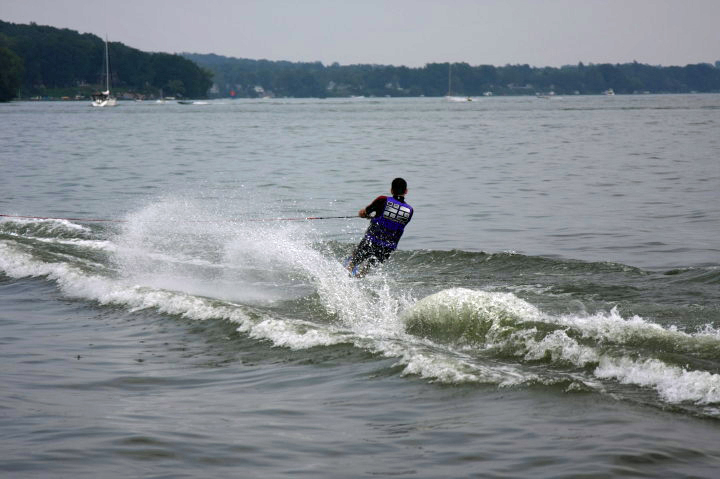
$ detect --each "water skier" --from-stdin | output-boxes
[345,178,413,277]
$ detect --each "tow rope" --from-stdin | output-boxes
[0,213,357,224]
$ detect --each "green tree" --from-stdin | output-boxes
[0,20,212,97]
[183,51,720,97]
[0,45,24,101]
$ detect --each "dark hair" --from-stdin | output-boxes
[391,177,407,195]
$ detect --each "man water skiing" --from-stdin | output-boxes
[346,178,413,277]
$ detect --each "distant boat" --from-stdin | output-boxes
[156,88,166,104]
[445,63,474,102]
[603,88,615,96]
[446,95,473,102]
[91,36,117,107]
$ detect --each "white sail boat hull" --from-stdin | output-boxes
[91,97,118,107]
[445,63,474,102]
[91,38,118,107]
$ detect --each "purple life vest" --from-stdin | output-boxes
[365,197,413,249]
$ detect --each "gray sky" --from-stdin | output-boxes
[2,0,719,67]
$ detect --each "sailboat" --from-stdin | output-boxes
[91,36,118,107]
[445,63,473,102]
[155,88,166,104]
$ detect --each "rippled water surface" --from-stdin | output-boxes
[1,96,720,477]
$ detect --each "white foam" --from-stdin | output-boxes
[408,288,543,321]
[552,307,676,342]
[16,235,117,252]
[696,324,720,338]
[595,356,720,404]
[399,286,720,402]
[0,240,251,327]
[7,201,719,404]
[104,199,499,384]
[523,329,600,365]
[396,346,534,386]
[400,351,481,383]
[511,309,720,405]
[0,217,90,233]
[111,200,298,305]
[16,235,353,352]
[247,318,352,350]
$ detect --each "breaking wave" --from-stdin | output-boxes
[2,203,719,417]
[401,288,720,406]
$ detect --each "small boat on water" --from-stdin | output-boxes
[91,36,117,107]
[445,63,474,102]
[446,96,473,102]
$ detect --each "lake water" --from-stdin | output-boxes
[1,95,719,477]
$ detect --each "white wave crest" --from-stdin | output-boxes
[0,217,90,234]
[552,307,684,343]
[595,356,720,404]
[523,329,600,365]
[401,287,542,344]
[0,240,250,324]
[246,318,353,350]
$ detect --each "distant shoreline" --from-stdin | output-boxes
[10,91,720,103]
[3,19,719,103]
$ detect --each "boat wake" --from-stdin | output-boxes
[2,199,719,418]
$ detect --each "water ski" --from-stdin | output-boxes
[343,257,370,278]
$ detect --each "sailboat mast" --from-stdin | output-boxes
[447,63,452,96]
[104,36,110,92]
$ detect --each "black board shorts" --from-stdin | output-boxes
[350,237,394,267]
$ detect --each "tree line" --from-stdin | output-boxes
[185,53,720,98]
[0,20,212,101]
[2,19,720,103]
